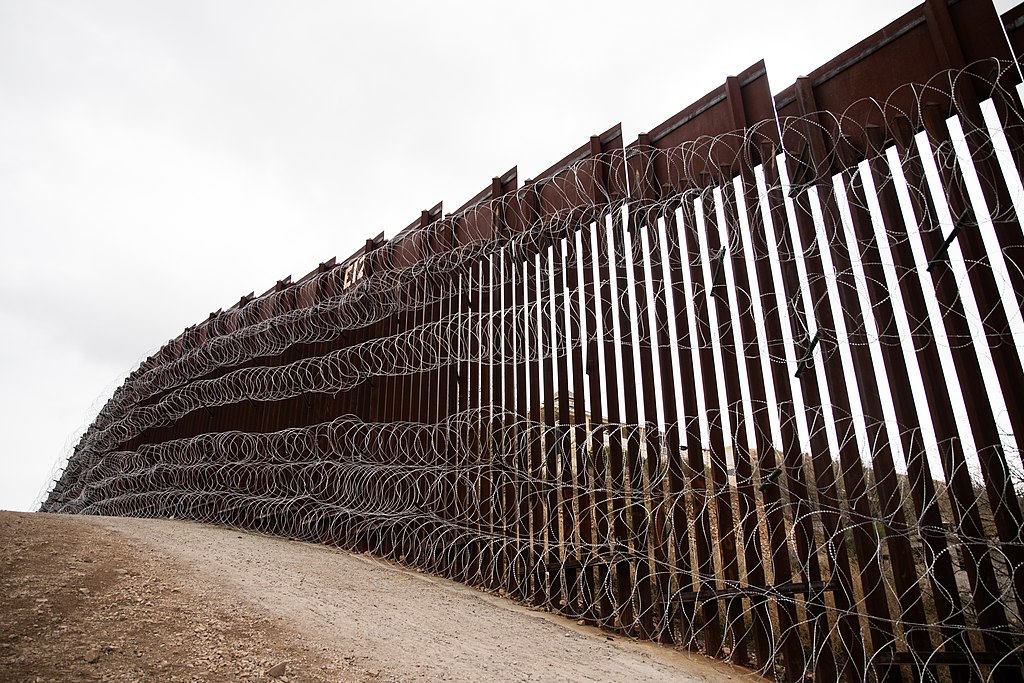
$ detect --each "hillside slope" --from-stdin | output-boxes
[0,511,744,682]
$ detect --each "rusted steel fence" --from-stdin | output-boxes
[43,0,1024,679]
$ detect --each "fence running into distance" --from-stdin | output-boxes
[42,0,1024,680]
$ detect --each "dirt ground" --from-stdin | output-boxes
[0,511,753,682]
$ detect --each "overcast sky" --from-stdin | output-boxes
[2,0,1019,512]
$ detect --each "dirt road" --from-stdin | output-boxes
[1,511,750,682]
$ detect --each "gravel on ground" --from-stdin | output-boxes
[0,510,755,682]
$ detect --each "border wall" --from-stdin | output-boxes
[43,1,1024,679]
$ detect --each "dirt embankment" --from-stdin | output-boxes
[0,511,748,682]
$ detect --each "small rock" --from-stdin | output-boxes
[79,588,90,595]
[577,620,585,625]
[265,661,289,677]
[84,649,101,664]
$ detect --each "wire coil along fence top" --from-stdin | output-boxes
[42,0,1024,680]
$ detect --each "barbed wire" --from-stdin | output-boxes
[43,58,1024,681]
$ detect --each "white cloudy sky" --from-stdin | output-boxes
[1,0,1018,511]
